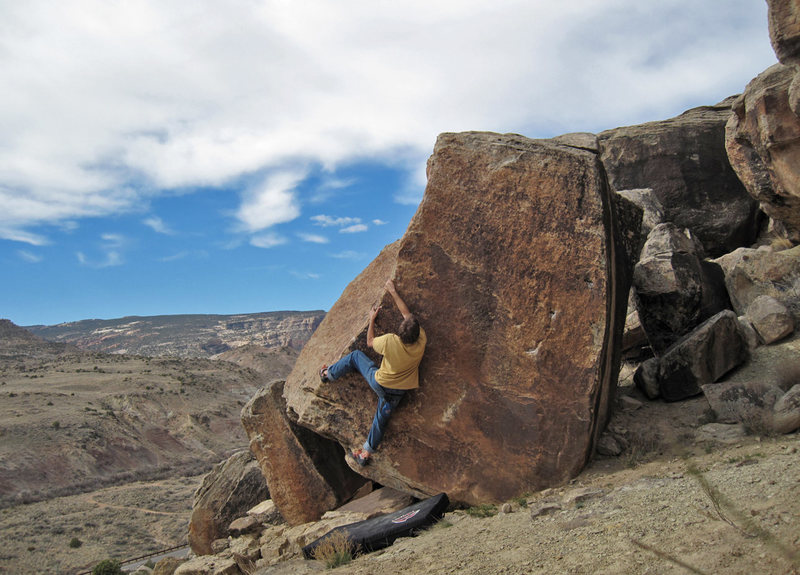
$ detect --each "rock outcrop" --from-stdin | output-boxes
[282,131,641,505]
[599,101,762,257]
[725,64,800,243]
[241,380,366,525]
[188,450,270,556]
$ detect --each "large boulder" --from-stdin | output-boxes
[725,64,800,242]
[714,245,800,322]
[241,380,366,525]
[188,450,269,556]
[599,101,763,257]
[283,131,641,505]
[632,223,731,354]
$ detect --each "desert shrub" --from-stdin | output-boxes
[311,530,356,569]
[69,537,82,548]
[92,559,124,575]
[465,503,497,518]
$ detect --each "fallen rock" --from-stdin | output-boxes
[173,555,239,575]
[228,515,261,537]
[701,381,784,425]
[634,357,660,399]
[695,423,748,443]
[153,557,185,575]
[241,380,366,526]
[736,315,760,351]
[632,223,731,354]
[247,499,282,525]
[188,450,269,556]
[284,131,641,505]
[529,502,563,519]
[773,384,800,434]
[616,188,665,237]
[746,295,794,344]
[714,245,800,320]
[726,64,800,242]
[657,310,747,402]
[600,101,762,257]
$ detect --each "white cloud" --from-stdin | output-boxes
[298,233,329,244]
[250,232,288,249]
[236,171,304,233]
[311,215,362,228]
[17,250,42,263]
[372,219,388,226]
[331,250,366,260]
[290,271,321,280]
[143,216,173,234]
[77,250,123,268]
[0,1,777,240]
[340,224,368,233]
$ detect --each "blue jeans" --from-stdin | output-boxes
[327,350,405,454]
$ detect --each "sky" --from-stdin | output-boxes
[0,1,778,327]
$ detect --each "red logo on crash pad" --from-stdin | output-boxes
[391,510,420,524]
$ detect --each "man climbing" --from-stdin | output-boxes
[320,279,427,467]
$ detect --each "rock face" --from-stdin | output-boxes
[241,380,366,525]
[632,223,730,354]
[188,450,269,555]
[725,64,800,242]
[599,101,762,257]
[282,131,640,505]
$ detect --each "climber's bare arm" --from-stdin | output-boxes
[385,279,412,319]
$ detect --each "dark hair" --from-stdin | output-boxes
[398,315,420,344]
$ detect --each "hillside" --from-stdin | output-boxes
[0,321,297,508]
[25,311,324,358]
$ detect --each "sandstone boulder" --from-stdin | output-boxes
[773,384,800,434]
[599,101,762,257]
[701,381,784,425]
[726,64,800,242]
[616,188,665,238]
[714,245,800,321]
[283,131,641,505]
[632,223,731,354]
[241,380,366,526]
[746,295,794,344]
[656,310,747,402]
[768,0,800,65]
[188,450,269,556]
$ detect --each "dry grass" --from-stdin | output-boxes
[311,529,357,569]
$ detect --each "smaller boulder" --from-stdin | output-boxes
[701,381,784,425]
[746,295,794,344]
[634,358,660,399]
[773,384,800,434]
[658,310,746,401]
[174,555,239,575]
[229,515,262,537]
[736,316,760,352]
[616,189,665,237]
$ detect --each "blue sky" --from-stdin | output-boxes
[0,1,778,326]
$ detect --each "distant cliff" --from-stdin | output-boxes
[25,311,325,358]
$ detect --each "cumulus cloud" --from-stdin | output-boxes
[236,171,304,233]
[143,216,173,235]
[0,1,776,241]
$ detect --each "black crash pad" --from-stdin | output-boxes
[302,492,449,559]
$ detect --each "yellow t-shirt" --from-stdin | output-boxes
[373,327,427,390]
